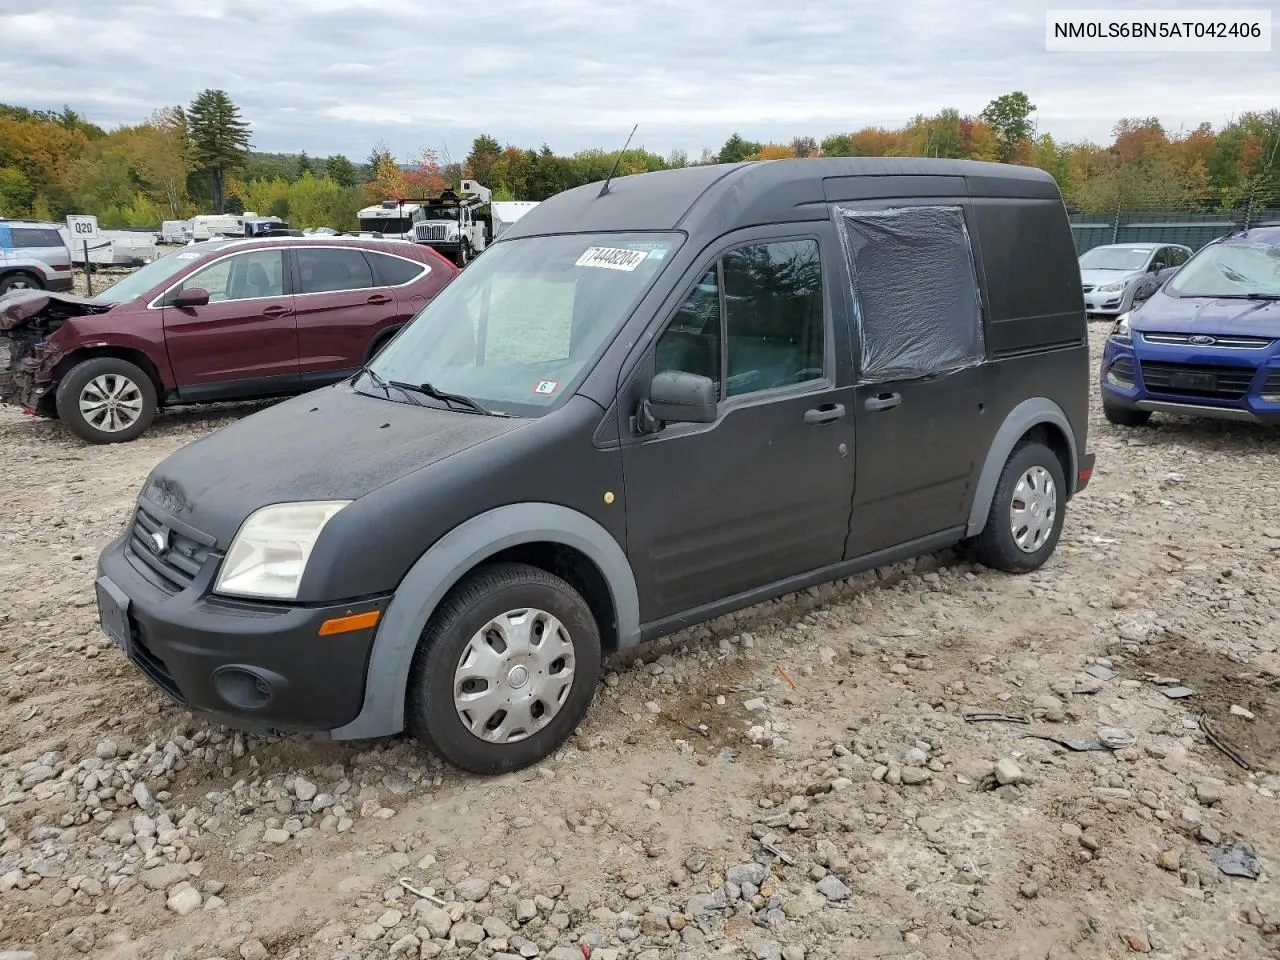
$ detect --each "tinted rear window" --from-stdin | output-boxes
[297,247,375,294]
[11,228,65,249]
[367,251,426,286]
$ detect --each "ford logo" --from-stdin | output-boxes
[1188,335,1215,345]
[147,530,169,556]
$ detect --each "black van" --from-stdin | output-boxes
[95,158,1095,775]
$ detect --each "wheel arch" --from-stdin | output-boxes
[965,397,1078,539]
[364,324,404,363]
[45,347,166,417]
[329,502,640,741]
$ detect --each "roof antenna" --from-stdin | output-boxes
[599,123,639,197]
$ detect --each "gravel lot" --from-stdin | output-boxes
[0,309,1278,960]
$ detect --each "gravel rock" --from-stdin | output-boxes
[239,939,269,960]
[167,887,203,915]
[455,876,491,902]
[995,759,1025,786]
[816,875,851,901]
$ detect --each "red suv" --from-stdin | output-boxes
[0,235,458,443]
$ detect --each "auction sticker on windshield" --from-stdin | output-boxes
[534,379,560,395]
[575,247,648,271]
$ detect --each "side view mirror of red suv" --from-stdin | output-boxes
[173,287,210,308]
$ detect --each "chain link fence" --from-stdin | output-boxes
[1067,176,1280,254]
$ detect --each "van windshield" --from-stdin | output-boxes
[1165,241,1280,299]
[365,231,682,417]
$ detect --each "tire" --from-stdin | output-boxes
[406,562,602,775]
[968,440,1067,574]
[365,327,399,362]
[457,243,470,268]
[1103,401,1151,427]
[55,357,158,444]
[0,271,44,295]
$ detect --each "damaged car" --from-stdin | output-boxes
[0,235,457,443]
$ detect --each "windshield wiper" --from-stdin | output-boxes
[357,367,425,406]
[1246,293,1280,300]
[389,380,503,417]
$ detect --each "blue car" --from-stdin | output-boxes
[1099,226,1280,427]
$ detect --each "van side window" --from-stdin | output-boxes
[836,205,984,382]
[654,239,825,398]
[723,240,824,397]
[655,268,722,389]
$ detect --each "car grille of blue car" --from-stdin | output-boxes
[1140,332,1274,350]
[1139,362,1256,401]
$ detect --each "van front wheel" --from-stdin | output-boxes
[967,440,1066,574]
[406,562,602,775]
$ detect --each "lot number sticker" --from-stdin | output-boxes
[575,247,648,271]
[534,380,560,395]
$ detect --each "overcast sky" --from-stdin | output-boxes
[3,0,1277,163]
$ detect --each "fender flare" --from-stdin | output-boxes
[964,397,1079,538]
[328,502,640,741]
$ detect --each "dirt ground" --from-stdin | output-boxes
[0,322,1277,960]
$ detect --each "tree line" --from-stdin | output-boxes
[1,90,1277,232]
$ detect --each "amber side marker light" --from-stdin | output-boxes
[318,610,381,636]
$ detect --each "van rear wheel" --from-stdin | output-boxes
[968,440,1066,574]
[406,562,601,775]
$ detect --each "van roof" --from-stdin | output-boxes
[500,157,1063,243]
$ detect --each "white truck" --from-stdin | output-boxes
[408,180,496,266]
[355,200,423,240]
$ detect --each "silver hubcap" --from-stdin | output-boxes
[1010,465,1057,553]
[79,374,144,432]
[453,607,575,743]
[9,277,32,289]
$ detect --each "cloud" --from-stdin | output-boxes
[1,0,1276,162]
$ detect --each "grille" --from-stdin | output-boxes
[125,501,213,593]
[1141,332,1274,349]
[1139,361,1257,400]
[414,224,452,242]
[1081,284,1095,293]
[1106,356,1136,385]
[1262,370,1280,394]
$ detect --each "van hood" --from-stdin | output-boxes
[1131,292,1280,338]
[139,382,526,546]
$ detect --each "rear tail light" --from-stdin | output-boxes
[48,264,71,272]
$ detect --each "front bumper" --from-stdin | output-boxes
[1083,290,1128,315]
[46,276,74,293]
[96,525,389,735]
[1099,336,1280,425]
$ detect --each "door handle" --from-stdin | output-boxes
[366,294,393,305]
[803,403,846,425]
[864,392,901,412]
[262,305,293,317]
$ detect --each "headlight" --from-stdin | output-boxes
[1097,280,1127,292]
[1110,313,1131,342]
[214,501,351,600]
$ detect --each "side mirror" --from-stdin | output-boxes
[172,287,209,308]
[637,370,717,433]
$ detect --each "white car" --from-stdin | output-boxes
[1078,242,1193,317]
